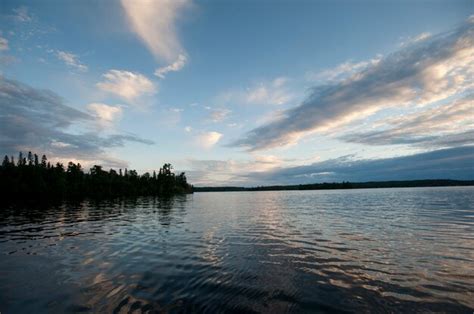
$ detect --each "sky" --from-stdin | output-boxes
[0,0,473,186]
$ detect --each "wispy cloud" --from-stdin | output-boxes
[12,6,32,23]
[155,53,187,78]
[97,70,156,104]
[399,32,432,47]
[219,77,293,106]
[56,50,88,72]
[121,0,189,62]
[5,6,56,43]
[306,57,381,82]
[245,77,292,105]
[232,17,474,151]
[342,94,474,148]
[0,37,9,51]
[0,76,153,168]
[209,108,231,123]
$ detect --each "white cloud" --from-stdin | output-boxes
[56,50,88,72]
[97,70,156,103]
[121,0,189,62]
[184,126,192,132]
[196,131,222,148]
[155,53,187,78]
[86,103,123,128]
[0,37,9,51]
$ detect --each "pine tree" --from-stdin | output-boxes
[41,155,47,168]
[2,155,9,167]
[28,151,33,165]
[18,152,23,166]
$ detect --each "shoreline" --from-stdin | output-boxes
[193,179,474,192]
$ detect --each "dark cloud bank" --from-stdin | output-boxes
[242,146,474,185]
[0,76,153,168]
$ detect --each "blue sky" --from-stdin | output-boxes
[0,0,473,185]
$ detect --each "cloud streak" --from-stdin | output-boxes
[56,50,88,72]
[306,57,381,82]
[399,32,432,47]
[155,53,187,78]
[121,0,189,62]
[341,94,474,147]
[232,17,474,151]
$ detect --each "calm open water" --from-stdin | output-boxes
[1,187,473,313]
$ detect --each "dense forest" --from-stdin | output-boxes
[194,179,474,192]
[0,152,192,200]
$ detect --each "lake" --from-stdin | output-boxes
[1,187,473,313]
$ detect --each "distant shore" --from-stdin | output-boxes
[193,179,474,192]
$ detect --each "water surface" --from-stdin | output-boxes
[1,187,473,313]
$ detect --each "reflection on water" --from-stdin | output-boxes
[1,187,473,313]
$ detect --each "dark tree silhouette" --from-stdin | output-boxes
[194,180,474,192]
[0,152,193,200]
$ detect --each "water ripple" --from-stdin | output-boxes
[0,187,473,313]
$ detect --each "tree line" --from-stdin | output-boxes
[0,152,193,200]
[194,179,474,192]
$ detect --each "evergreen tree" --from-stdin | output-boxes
[0,151,193,200]
[18,152,23,166]
[28,151,33,165]
[41,155,47,168]
[2,155,9,167]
